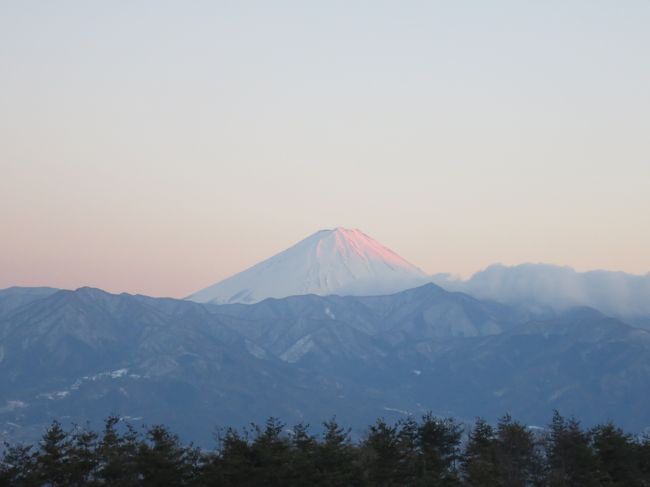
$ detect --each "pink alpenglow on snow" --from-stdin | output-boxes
[187,228,430,304]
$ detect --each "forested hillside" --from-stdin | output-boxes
[3,285,650,448]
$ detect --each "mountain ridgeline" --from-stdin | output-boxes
[187,228,650,319]
[2,282,650,447]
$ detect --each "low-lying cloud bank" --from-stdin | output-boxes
[432,263,650,318]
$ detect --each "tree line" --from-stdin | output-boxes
[1,412,649,486]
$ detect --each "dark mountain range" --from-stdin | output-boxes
[1,284,650,446]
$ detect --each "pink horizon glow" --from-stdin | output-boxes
[2,3,649,297]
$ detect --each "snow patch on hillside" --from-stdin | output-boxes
[280,335,315,363]
[37,368,141,401]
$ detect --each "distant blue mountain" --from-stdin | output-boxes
[1,284,650,446]
[0,286,59,318]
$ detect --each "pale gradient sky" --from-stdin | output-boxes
[1,1,649,297]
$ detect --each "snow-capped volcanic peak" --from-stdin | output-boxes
[188,227,430,304]
[313,227,423,274]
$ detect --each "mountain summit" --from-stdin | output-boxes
[188,227,430,304]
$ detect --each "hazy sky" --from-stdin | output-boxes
[2,1,649,297]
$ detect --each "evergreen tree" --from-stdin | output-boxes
[208,426,252,486]
[0,442,36,487]
[361,418,401,485]
[136,424,200,487]
[287,423,318,486]
[95,417,141,486]
[461,418,499,487]
[417,413,462,486]
[34,420,72,487]
[66,425,99,486]
[494,414,544,487]
[591,422,642,487]
[395,417,420,484]
[248,417,291,486]
[545,411,599,487]
[315,418,361,486]
[638,432,650,485]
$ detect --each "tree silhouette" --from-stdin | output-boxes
[461,418,499,487]
[2,412,650,486]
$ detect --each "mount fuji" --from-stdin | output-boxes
[188,227,431,304]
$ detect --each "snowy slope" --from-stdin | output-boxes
[187,227,430,304]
